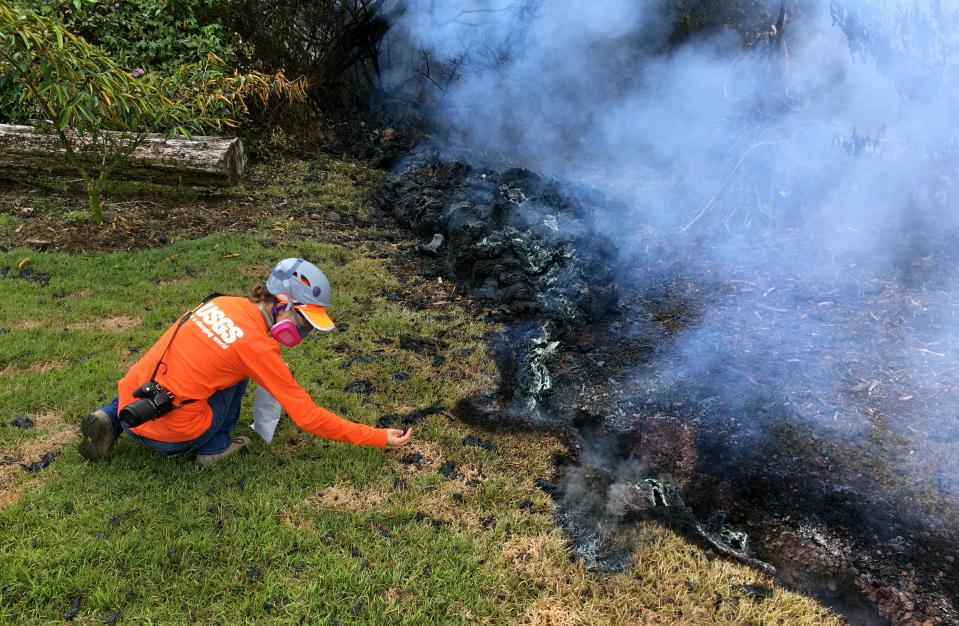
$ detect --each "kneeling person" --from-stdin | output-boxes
[79,258,412,466]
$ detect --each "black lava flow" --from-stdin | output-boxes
[378,149,959,626]
[379,149,619,426]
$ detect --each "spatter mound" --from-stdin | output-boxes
[378,150,619,424]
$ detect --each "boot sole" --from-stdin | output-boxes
[195,441,249,467]
[78,412,115,461]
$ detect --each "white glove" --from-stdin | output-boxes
[251,385,283,444]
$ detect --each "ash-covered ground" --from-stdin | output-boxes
[549,229,959,626]
[379,152,959,626]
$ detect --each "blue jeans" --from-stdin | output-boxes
[99,379,249,457]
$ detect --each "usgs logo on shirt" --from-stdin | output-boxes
[193,301,245,348]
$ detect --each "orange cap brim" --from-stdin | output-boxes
[294,303,335,332]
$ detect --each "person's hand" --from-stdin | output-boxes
[385,428,413,448]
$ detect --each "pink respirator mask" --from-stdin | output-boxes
[270,298,310,347]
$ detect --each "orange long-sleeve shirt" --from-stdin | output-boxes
[118,296,387,448]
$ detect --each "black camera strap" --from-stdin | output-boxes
[148,293,224,408]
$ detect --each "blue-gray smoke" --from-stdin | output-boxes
[384,1,959,507]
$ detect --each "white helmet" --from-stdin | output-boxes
[266,258,335,331]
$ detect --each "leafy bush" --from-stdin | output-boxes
[52,0,234,69]
[0,0,236,123]
[0,2,307,222]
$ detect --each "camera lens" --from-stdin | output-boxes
[120,397,159,428]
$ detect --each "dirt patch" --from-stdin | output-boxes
[11,316,138,332]
[310,484,388,512]
[12,319,44,330]
[66,315,141,333]
[0,417,75,509]
[66,315,141,332]
[0,183,256,253]
[22,412,63,430]
[279,482,391,529]
[97,316,140,332]
[518,601,587,626]
[0,361,68,377]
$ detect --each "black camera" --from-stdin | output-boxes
[119,380,175,428]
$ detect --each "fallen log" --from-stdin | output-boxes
[0,124,245,186]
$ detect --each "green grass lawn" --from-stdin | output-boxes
[0,160,846,625]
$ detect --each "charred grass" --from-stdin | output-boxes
[0,157,843,625]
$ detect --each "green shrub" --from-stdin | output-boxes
[0,2,307,222]
[52,0,234,70]
[63,210,89,224]
[0,0,236,123]
[0,70,24,120]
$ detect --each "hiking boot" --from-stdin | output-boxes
[195,436,250,467]
[78,410,116,461]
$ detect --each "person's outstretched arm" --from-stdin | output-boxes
[238,339,394,447]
